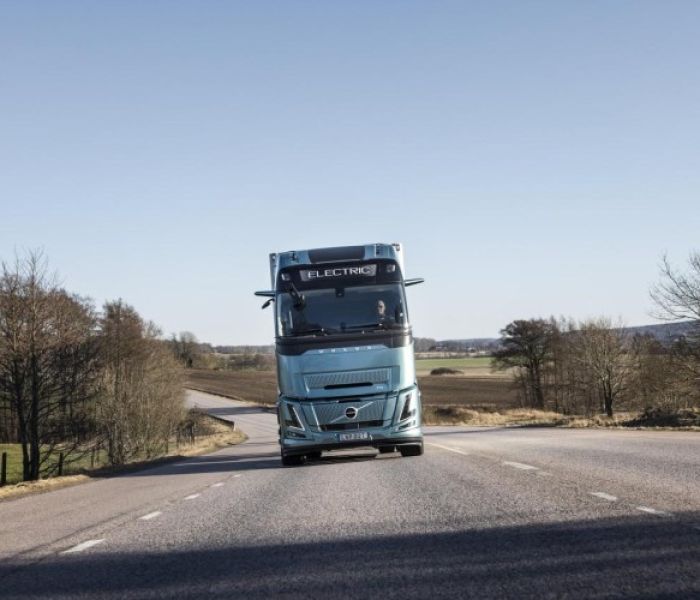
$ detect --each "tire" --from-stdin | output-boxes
[306,451,322,461]
[281,453,306,466]
[399,443,424,457]
[378,446,395,454]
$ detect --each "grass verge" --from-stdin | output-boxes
[0,410,246,502]
[422,405,700,430]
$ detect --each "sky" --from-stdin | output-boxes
[1,1,699,345]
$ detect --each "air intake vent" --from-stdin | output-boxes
[305,369,390,390]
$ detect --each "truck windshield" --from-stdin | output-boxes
[277,283,408,337]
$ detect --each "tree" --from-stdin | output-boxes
[0,251,99,480]
[492,319,556,409]
[651,252,700,322]
[571,319,633,418]
[171,331,200,368]
[98,301,184,465]
[650,251,700,398]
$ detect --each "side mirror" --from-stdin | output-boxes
[404,278,425,287]
[261,298,274,310]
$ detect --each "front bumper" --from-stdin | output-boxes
[278,387,422,456]
[281,431,423,457]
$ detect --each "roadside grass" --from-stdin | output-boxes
[423,405,700,430]
[0,443,110,486]
[0,410,245,500]
[422,406,567,427]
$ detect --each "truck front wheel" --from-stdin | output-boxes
[281,453,306,466]
[399,443,424,457]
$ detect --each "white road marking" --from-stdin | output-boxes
[636,506,669,516]
[184,493,201,500]
[234,474,243,478]
[139,511,162,520]
[590,492,618,502]
[61,539,105,554]
[210,483,224,488]
[426,442,468,456]
[503,461,539,471]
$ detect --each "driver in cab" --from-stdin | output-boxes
[376,299,392,329]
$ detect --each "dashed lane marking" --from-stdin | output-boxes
[636,506,669,516]
[210,483,224,488]
[590,492,618,502]
[61,539,105,554]
[234,474,243,478]
[426,443,469,456]
[502,461,539,471]
[184,493,201,500]
[139,511,162,520]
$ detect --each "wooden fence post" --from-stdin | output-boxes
[58,452,64,477]
[1,452,7,486]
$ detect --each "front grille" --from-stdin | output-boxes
[312,399,385,424]
[321,420,384,432]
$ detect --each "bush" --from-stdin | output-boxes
[430,367,464,376]
[625,407,700,427]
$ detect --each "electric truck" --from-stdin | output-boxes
[255,243,424,466]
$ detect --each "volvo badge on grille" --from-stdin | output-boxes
[345,407,358,419]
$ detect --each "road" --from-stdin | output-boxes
[0,389,698,599]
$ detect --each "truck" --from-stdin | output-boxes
[255,243,425,466]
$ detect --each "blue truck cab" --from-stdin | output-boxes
[255,243,425,466]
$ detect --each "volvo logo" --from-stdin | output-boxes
[345,407,358,419]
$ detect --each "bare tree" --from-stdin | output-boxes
[98,301,184,465]
[651,252,700,321]
[492,319,556,409]
[0,251,99,480]
[171,331,200,368]
[650,251,700,396]
[569,319,633,418]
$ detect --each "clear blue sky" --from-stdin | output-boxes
[1,1,699,345]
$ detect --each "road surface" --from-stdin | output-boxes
[0,389,698,598]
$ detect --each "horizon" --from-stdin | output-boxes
[2,2,699,345]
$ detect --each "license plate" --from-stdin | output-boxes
[338,431,370,442]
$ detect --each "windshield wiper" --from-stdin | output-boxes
[291,327,336,337]
[342,323,390,331]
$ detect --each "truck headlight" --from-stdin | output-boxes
[284,403,305,430]
[400,393,415,421]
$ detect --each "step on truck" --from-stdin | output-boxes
[255,243,425,466]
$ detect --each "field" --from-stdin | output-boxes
[186,361,519,410]
[0,444,111,486]
[415,356,502,376]
[0,411,244,487]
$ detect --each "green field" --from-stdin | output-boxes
[0,444,110,485]
[415,356,494,371]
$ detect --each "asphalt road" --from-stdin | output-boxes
[1,389,698,599]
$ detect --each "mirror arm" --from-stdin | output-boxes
[404,278,425,287]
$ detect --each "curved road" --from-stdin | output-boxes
[0,389,698,598]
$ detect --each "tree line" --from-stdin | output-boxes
[493,252,700,417]
[0,251,184,481]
